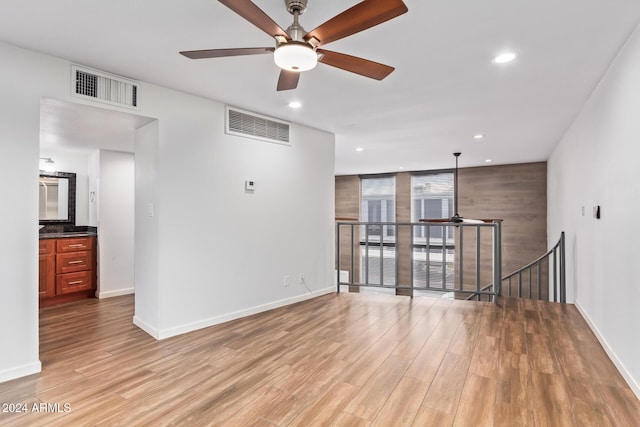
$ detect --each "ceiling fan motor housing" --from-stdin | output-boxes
[285,0,308,15]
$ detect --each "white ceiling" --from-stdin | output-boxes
[2,0,639,174]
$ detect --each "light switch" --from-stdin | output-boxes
[147,203,154,217]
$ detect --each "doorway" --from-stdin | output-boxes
[38,97,156,313]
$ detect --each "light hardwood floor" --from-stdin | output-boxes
[1,293,639,426]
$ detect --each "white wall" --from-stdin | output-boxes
[134,87,335,338]
[0,40,335,381]
[134,121,160,333]
[88,150,99,227]
[39,149,91,225]
[548,24,640,397]
[0,41,58,382]
[96,150,135,298]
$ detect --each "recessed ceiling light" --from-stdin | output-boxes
[492,52,517,64]
[473,134,485,140]
[355,147,364,152]
[398,166,405,170]
[288,101,302,109]
[485,159,493,163]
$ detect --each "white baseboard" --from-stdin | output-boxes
[154,287,335,340]
[0,361,41,384]
[97,288,134,299]
[133,315,160,340]
[575,302,640,400]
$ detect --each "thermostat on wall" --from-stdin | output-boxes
[245,179,255,191]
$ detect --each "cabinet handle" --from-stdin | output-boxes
[68,280,83,285]
[69,244,86,248]
[68,260,84,264]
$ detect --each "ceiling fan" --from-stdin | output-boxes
[180,0,408,91]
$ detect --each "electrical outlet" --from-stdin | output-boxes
[284,275,290,287]
[299,273,305,284]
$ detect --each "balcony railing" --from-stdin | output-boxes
[336,220,503,303]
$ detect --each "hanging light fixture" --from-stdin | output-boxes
[39,157,56,173]
[451,152,463,223]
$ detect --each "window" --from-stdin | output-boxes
[411,173,454,289]
[412,173,454,242]
[361,176,396,242]
[360,176,396,285]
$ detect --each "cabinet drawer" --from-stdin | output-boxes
[39,239,55,255]
[56,271,93,294]
[57,237,94,253]
[56,251,91,274]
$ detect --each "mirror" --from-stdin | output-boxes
[39,172,76,225]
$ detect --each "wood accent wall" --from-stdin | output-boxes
[335,175,360,290]
[456,162,547,297]
[395,173,412,295]
[334,162,548,297]
[458,162,547,286]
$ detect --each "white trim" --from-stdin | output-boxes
[575,302,640,400]
[132,315,160,340]
[97,288,134,299]
[155,287,334,340]
[0,361,41,383]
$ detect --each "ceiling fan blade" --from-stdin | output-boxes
[277,70,300,91]
[218,0,289,39]
[180,47,274,59]
[305,0,408,46]
[318,49,394,80]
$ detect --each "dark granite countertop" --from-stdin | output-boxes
[39,232,97,239]
[39,225,97,240]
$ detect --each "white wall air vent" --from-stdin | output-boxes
[225,106,290,145]
[71,65,138,109]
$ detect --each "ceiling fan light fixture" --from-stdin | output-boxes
[274,43,317,72]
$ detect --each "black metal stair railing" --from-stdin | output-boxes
[466,232,566,303]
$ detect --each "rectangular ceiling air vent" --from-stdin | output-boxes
[225,106,290,145]
[71,65,138,109]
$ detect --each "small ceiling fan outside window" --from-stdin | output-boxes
[179,0,408,91]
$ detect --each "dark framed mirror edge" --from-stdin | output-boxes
[39,171,77,226]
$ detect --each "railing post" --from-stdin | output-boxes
[336,223,341,293]
[492,221,502,304]
[350,223,355,288]
[409,224,414,298]
[560,231,566,303]
[426,224,431,289]
[553,247,557,302]
[476,226,481,296]
[379,224,384,286]
[537,261,542,300]
[365,224,369,284]
[459,225,464,292]
[393,222,400,292]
